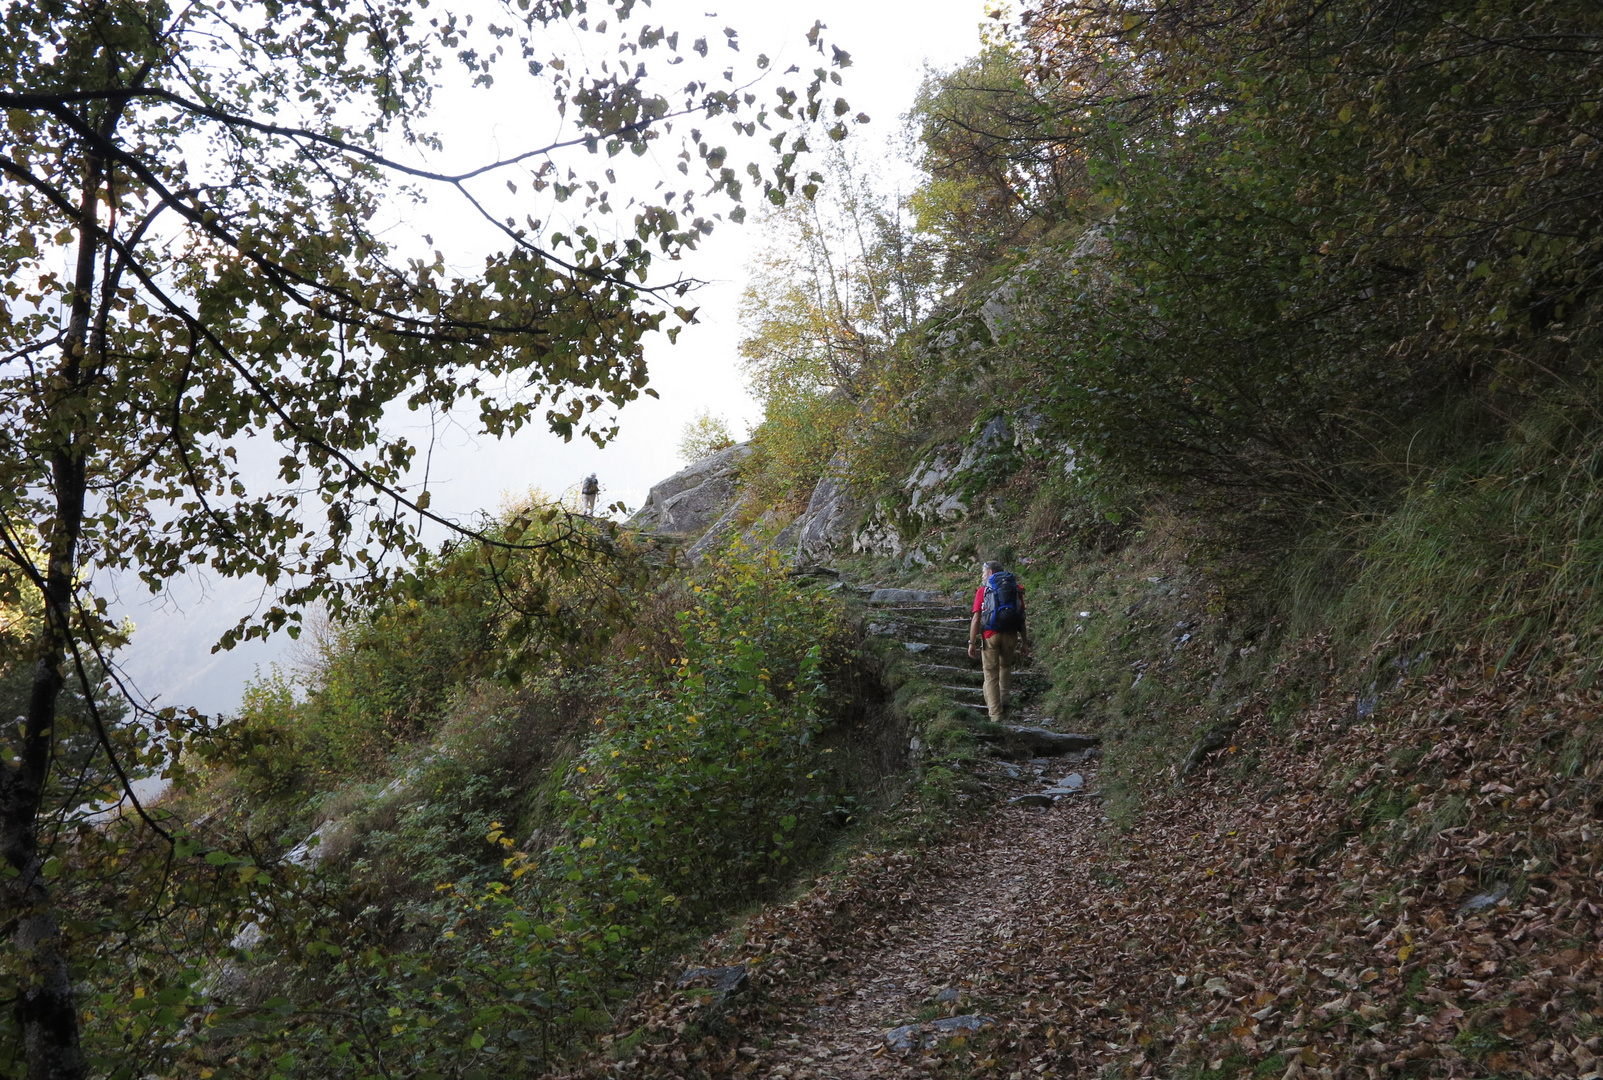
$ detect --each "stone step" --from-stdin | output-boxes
[939,684,987,700]
[912,662,1047,683]
[977,726,1100,758]
[897,624,967,636]
[913,662,982,682]
[865,589,951,605]
[880,629,973,649]
[900,643,974,664]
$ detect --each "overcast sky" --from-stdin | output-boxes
[110,0,991,716]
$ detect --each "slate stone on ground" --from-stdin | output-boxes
[884,1014,996,1052]
[998,726,1099,758]
[676,964,749,1004]
[1009,793,1055,808]
[1461,884,1511,912]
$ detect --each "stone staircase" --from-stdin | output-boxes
[861,587,1048,720]
[854,584,1099,760]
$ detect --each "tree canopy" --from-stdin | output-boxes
[0,1,856,1074]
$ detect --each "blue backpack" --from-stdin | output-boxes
[981,572,1024,633]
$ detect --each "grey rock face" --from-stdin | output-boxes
[853,411,1037,555]
[852,514,904,558]
[680,492,748,564]
[794,450,858,562]
[770,516,801,557]
[957,414,1011,472]
[628,442,752,534]
[658,473,738,534]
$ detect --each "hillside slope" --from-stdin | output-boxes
[555,550,1601,1080]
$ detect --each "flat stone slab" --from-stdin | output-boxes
[885,1014,996,1052]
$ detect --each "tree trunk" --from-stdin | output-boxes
[0,145,101,1080]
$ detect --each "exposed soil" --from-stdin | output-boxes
[767,763,1101,1078]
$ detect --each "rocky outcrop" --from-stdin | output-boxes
[628,442,752,536]
[793,450,858,563]
[846,412,1029,562]
[680,492,752,563]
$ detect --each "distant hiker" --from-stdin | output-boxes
[968,560,1028,723]
[581,472,600,515]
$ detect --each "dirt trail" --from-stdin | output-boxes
[745,584,1093,1078]
[760,763,1102,1079]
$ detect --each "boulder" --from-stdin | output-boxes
[628,442,752,535]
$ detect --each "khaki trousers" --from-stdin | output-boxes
[980,631,1019,723]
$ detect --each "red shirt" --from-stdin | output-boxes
[972,583,1025,639]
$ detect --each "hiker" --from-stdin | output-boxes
[968,560,1028,723]
[581,472,600,515]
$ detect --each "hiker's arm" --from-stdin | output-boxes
[967,609,981,659]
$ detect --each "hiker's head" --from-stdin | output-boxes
[981,560,1004,582]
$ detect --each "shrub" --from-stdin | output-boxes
[746,387,856,510]
[555,552,845,919]
[677,409,737,463]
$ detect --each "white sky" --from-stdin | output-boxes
[112,0,991,715]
